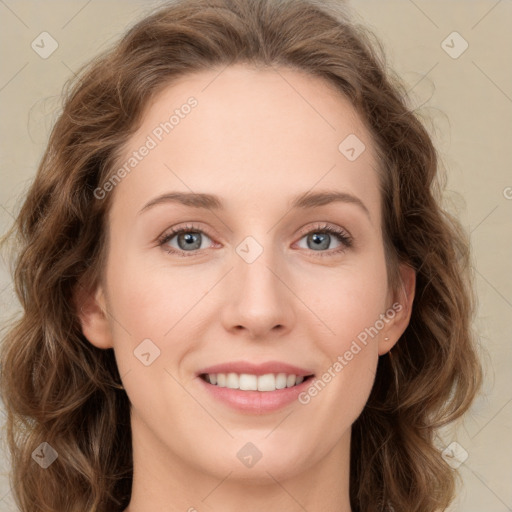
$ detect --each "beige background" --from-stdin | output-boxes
[0,1,511,511]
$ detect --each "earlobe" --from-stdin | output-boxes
[378,263,416,355]
[74,282,114,350]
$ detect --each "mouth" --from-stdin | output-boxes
[199,372,315,391]
[196,361,316,413]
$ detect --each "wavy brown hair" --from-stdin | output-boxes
[0,0,482,510]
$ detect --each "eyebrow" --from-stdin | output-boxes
[138,190,371,220]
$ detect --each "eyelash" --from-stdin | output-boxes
[157,222,353,258]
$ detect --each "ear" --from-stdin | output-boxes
[378,262,416,356]
[74,281,114,350]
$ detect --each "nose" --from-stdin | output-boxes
[220,245,296,340]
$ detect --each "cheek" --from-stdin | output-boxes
[103,255,212,417]
[295,252,388,404]
[295,278,385,444]
[298,255,389,349]
[106,251,213,339]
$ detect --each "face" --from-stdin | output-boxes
[80,64,414,492]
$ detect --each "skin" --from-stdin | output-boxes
[78,64,415,512]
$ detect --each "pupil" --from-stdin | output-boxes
[310,233,329,250]
[179,232,201,250]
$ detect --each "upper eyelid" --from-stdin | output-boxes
[296,223,351,238]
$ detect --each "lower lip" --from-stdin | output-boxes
[197,376,314,414]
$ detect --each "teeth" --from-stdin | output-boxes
[204,372,307,391]
[275,373,287,390]
[217,373,226,387]
[226,372,238,389]
[258,373,276,391]
[239,373,258,390]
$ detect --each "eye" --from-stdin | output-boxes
[295,223,353,256]
[158,224,215,256]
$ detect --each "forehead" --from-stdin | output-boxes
[110,64,381,222]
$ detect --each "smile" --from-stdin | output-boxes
[197,372,316,414]
[200,372,314,391]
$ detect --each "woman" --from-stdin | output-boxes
[0,0,482,510]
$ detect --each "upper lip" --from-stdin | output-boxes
[197,361,315,377]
